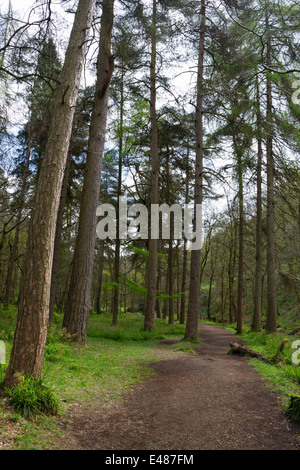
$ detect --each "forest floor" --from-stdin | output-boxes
[53,323,300,450]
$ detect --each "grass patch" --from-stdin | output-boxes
[0,309,187,449]
[221,324,300,408]
[5,377,60,419]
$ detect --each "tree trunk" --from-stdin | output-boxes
[207,272,213,321]
[155,239,162,318]
[185,0,206,340]
[236,142,244,335]
[252,77,263,332]
[95,240,104,315]
[112,66,124,326]
[3,0,96,387]
[180,147,190,324]
[63,0,114,342]
[49,144,72,323]
[166,148,174,325]
[265,3,278,333]
[144,0,159,331]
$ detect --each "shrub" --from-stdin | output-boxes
[6,377,59,418]
[0,364,6,387]
[287,395,300,423]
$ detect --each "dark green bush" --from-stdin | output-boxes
[6,377,59,418]
[287,395,300,422]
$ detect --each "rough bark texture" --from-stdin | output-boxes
[63,0,114,342]
[185,0,205,340]
[236,144,244,336]
[144,0,159,331]
[112,67,124,326]
[230,339,288,364]
[180,147,189,324]
[95,240,104,315]
[229,342,269,361]
[252,77,263,332]
[265,4,278,333]
[3,0,96,387]
[49,145,72,323]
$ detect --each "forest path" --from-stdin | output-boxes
[57,324,300,450]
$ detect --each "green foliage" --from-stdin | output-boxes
[0,364,6,387]
[230,327,300,402]
[120,274,147,299]
[287,395,300,423]
[128,244,149,260]
[87,312,185,342]
[6,377,59,419]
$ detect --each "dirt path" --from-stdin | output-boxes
[57,324,300,450]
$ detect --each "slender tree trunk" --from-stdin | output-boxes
[265,4,277,333]
[168,224,174,324]
[4,125,31,308]
[252,77,263,332]
[3,0,96,387]
[236,146,244,335]
[49,144,72,323]
[185,0,206,340]
[162,271,169,320]
[63,0,114,342]
[176,245,180,320]
[207,272,213,321]
[155,239,162,318]
[144,0,159,331]
[95,240,104,315]
[165,148,174,325]
[227,201,235,324]
[112,66,124,326]
[180,147,190,324]
[180,238,188,324]
[221,266,225,323]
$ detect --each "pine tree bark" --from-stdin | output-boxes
[3,0,96,387]
[49,144,72,323]
[112,66,124,326]
[144,0,159,331]
[180,147,190,324]
[265,3,278,333]
[155,238,162,318]
[166,148,174,324]
[185,0,206,340]
[236,143,244,335]
[95,240,104,315]
[63,0,114,342]
[252,77,263,332]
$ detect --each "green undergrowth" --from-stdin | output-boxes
[0,308,187,449]
[41,313,187,406]
[5,376,60,419]
[218,322,300,413]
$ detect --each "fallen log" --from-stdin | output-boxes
[229,342,269,361]
[229,339,288,364]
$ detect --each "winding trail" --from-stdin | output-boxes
[57,324,300,450]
